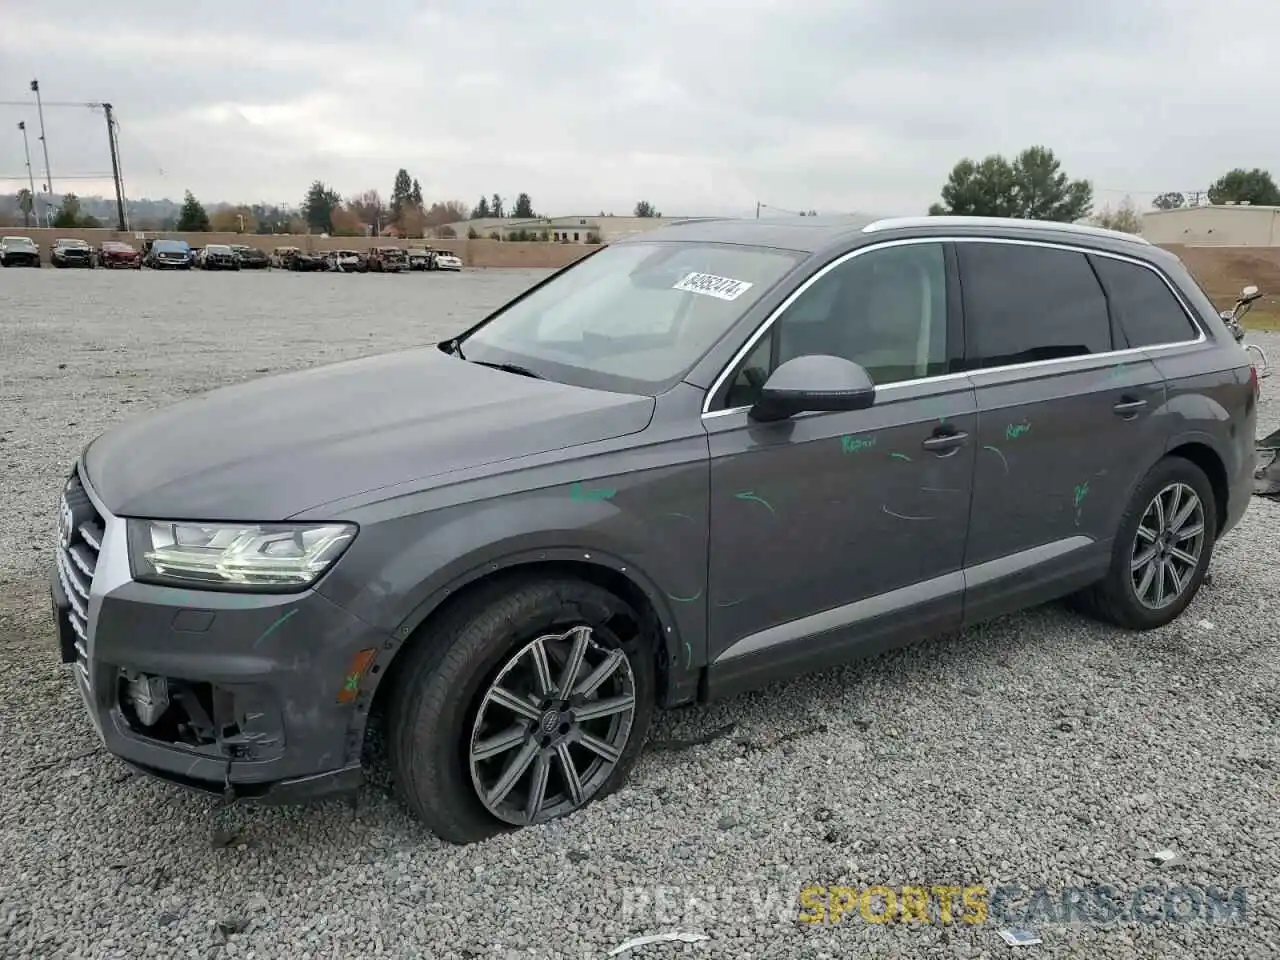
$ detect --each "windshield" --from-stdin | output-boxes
[456,241,802,393]
[154,240,189,252]
[5,237,35,248]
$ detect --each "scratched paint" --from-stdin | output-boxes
[889,452,912,462]
[570,481,617,502]
[1005,421,1031,440]
[666,588,703,603]
[251,608,298,647]
[982,445,1010,474]
[734,491,776,514]
[841,435,877,454]
[882,505,932,521]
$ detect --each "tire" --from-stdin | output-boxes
[1071,455,1217,630]
[386,576,656,844]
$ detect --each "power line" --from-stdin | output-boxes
[0,100,102,108]
[0,173,114,180]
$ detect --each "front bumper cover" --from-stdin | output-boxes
[50,465,390,804]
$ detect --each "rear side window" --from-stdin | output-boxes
[1090,256,1199,347]
[958,242,1112,369]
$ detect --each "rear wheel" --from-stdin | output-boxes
[1071,456,1217,630]
[387,577,655,844]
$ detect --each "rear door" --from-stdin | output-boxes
[956,239,1168,624]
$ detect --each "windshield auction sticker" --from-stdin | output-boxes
[672,272,754,301]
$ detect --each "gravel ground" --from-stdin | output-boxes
[1,268,1278,960]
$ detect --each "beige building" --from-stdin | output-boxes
[1142,203,1280,246]
[439,215,722,243]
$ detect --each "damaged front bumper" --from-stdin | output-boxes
[49,465,390,805]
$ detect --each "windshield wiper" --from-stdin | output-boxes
[471,360,545,380]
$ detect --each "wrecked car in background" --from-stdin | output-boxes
[231,245,269,269]
[367,246,408,273]
[1,235,41,267]
[51,238,95,268]
[98,241,142,269]
[144,239,193,270]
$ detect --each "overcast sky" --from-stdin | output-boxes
[0,0,1271,218]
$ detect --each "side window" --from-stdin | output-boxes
[723,243,949,407]
[958,242,1112,369]
[1090,255,1199,348]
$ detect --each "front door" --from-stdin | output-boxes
[702,240,977,684]
[955,239,1170,624]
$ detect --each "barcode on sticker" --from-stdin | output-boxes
[672,272,754,301]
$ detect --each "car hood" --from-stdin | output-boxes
[83,347,655,520]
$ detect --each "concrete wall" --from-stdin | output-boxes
[1142,206,1280,246]
[0,228,597,269]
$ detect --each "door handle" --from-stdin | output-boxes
[922,430,969,453]
[1113,397,1147,418]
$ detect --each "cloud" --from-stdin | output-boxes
[0,0,1276,216]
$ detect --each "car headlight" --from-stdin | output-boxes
[127,520,356,592]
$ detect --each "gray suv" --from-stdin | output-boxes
[50,215,1258,843]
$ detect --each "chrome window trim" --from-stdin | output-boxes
[699,235,1207,419]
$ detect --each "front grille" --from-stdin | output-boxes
[56,473,105,683]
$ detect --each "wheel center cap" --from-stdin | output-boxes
[539,710,562,735]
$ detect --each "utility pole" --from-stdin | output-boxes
[755,201,761,219]
[102,103,127,231]
[30,80,54,209]
[17,121,38,227]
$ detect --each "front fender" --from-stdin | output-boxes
[313,442,710,706]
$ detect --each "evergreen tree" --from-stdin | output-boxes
[176,190,211,231]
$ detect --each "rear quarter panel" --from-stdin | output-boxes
[1149,254,1256,535]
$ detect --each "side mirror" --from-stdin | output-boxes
[749,355,876,422]
[1241,284,1261,303]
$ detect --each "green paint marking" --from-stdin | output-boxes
[734,491,776,514]
[252,608,298,647]
[570,481,617,502]
[1074,481,1090,508]
[890,452,912,462]
[1005,421,1031,440]
[841,435,877,454]
[343,673,360,692]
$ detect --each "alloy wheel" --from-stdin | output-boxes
[1130,481,1205,610]
[468,624,637,826]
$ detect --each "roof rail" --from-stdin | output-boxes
[862,215,1151,245]
[665,217,732,226]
